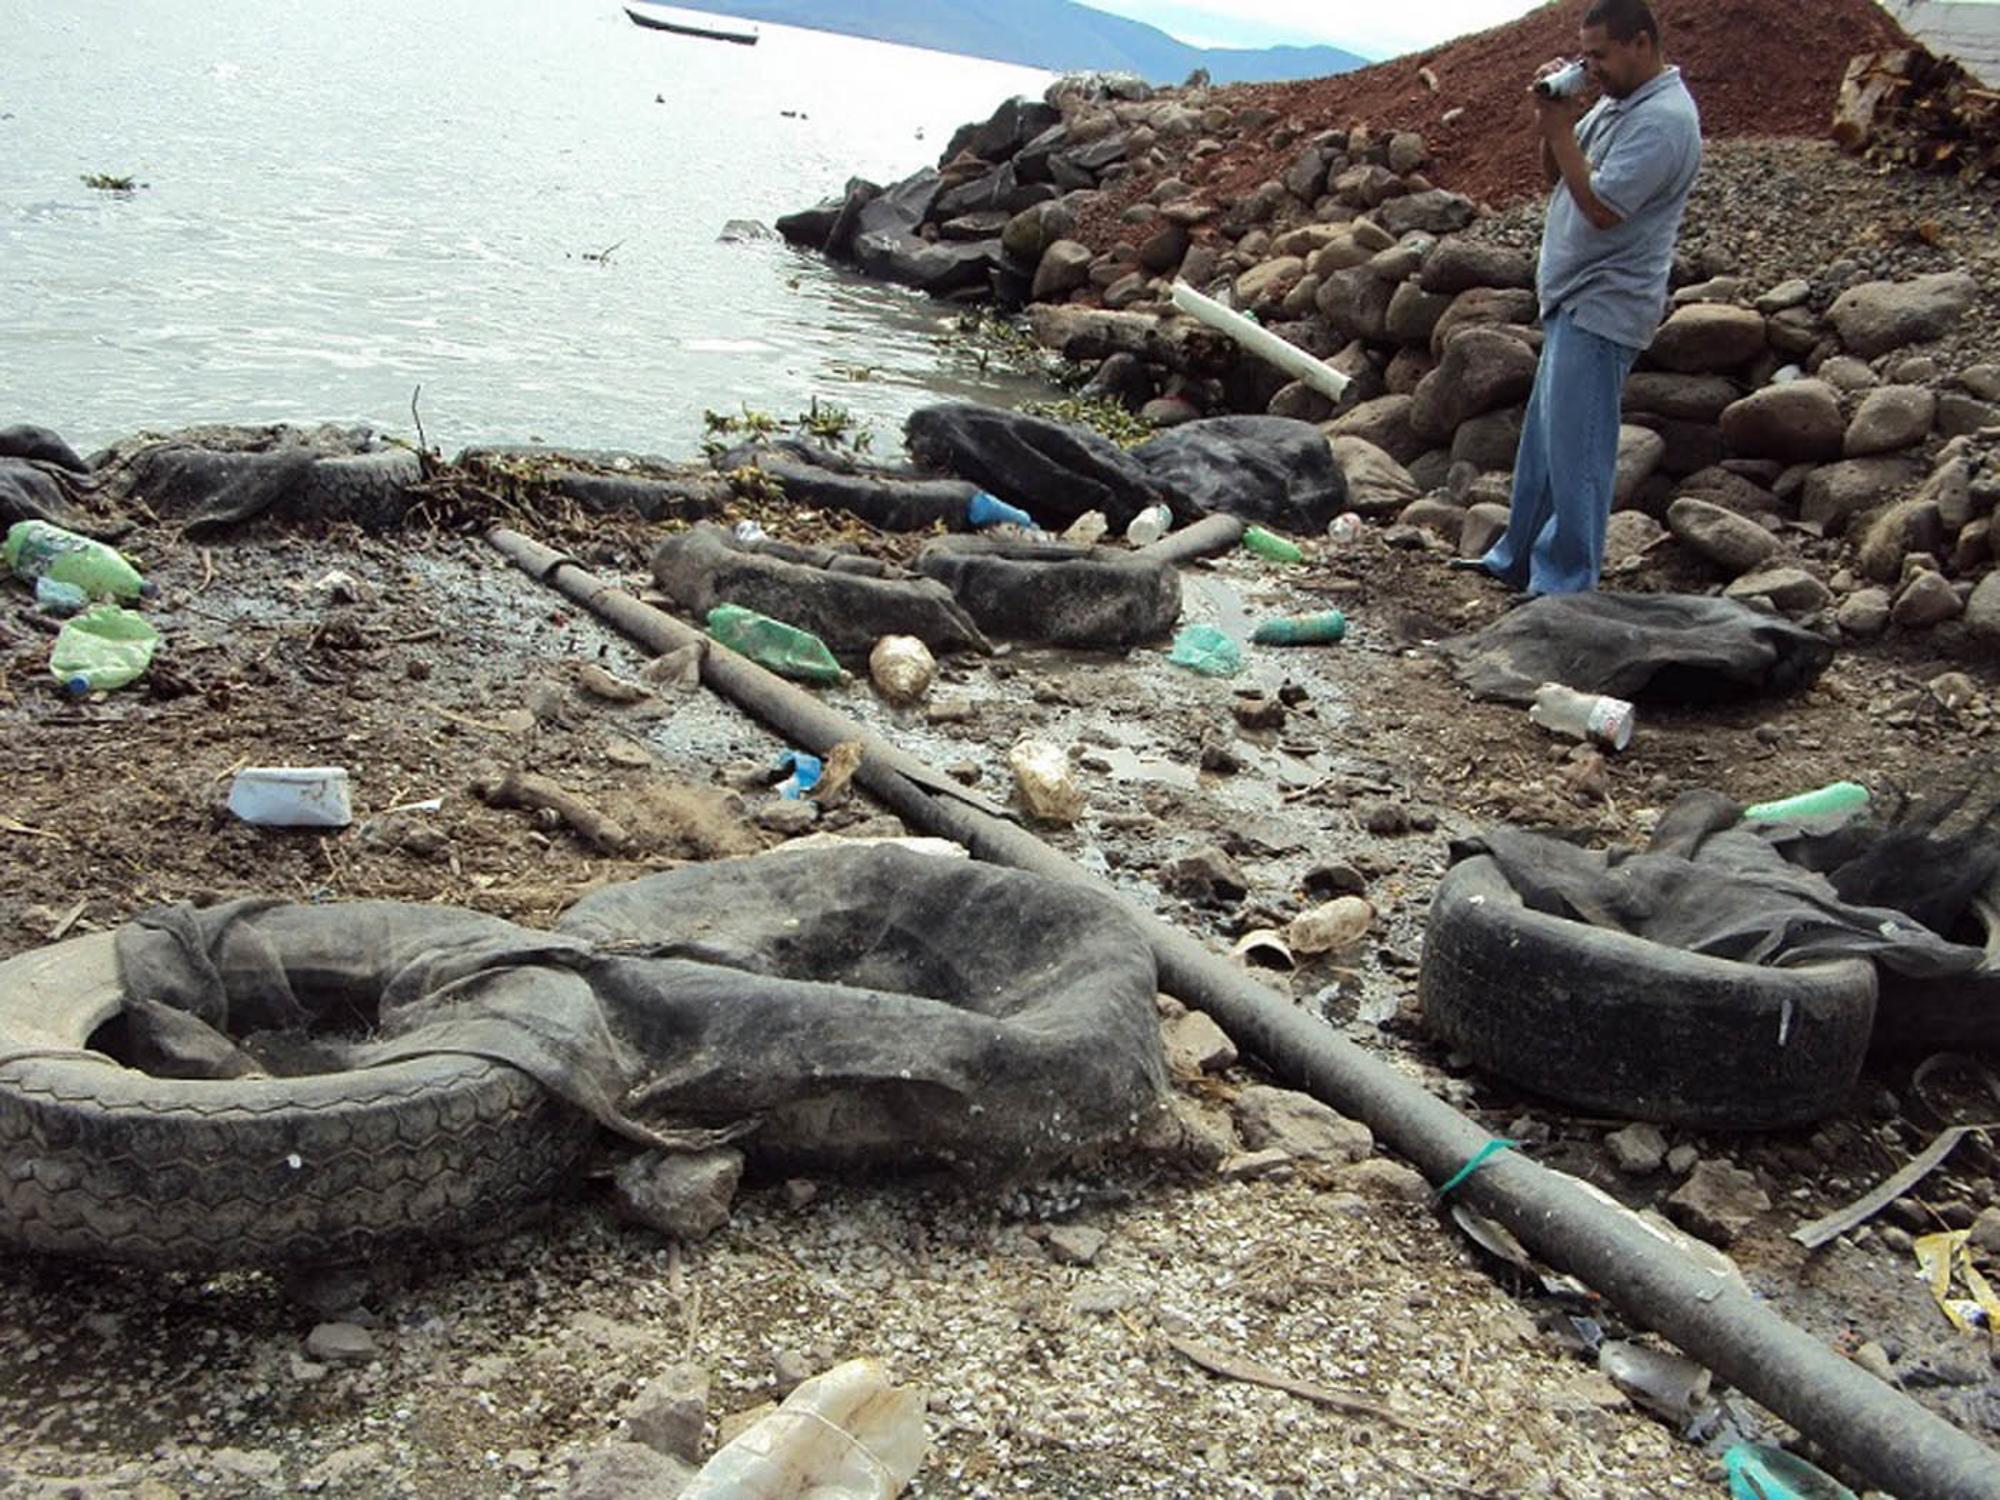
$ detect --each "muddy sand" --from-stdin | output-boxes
[1,487,1996,1497]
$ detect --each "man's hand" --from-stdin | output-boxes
[1533,90,1588,138]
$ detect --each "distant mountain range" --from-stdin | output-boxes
[645,0,1370,83]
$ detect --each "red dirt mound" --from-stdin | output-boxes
[1198,0,1914,209]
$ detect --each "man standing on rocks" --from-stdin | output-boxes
[1470,0,1701,595]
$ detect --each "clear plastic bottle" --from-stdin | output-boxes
[4,520,153,601]
[1528,682,1635,752]
[1326,512,1365,545]
[48,604,160,694]
[1742,781,1869,825]
[1124,504,1173,546]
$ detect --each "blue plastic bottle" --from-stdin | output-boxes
[966,491,1036,530]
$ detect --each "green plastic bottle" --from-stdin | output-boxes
[1252,611,1347,646]
[1742,781,1869,825]
[48,604,160,694]
[706,605,845,685]
[4,521,152,601]
[1241,526,1304,564]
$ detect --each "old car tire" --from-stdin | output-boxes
[1419,855,1879,1129]
[914,535,1182,647]
[1872,879,2000,1055]
[0,932,593,1268]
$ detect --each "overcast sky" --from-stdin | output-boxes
[1079,0,1548,61]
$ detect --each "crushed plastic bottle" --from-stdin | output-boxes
[1722,1443,1856,1500]
[4,520,153,601]
[1241,526,1304,564]
[1061,511,1108,546]
[48,604,160,694]
[1008,740,1085,825]
[966,490,1036,530]
[1742,780,1869,826]
[1124,503,1174,547]
[775,750,824,800]
[1529,682,1634,752]
[868,635,936,705]
[682,1358,928,1500]
[731,519,769,545]
[1252,611,1347,646]
[1168,624,1243,677]
[706,604,845,685]
[1326,512,1365,545]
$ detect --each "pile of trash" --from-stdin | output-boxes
[1834,46,2000,185]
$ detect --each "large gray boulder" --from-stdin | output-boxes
[1843,385,1937,456]
[1031,239,1094,301]
[1719,380,1844,463]
[1829,271,1979,357]
[1410,328,1539,442]
[1451,407,1525,471]
[1856,499,1945,585]
[1666,497,1780,575]
[1328,435,1421,515]
[1647,305,1768,374]
[1616,425,1667,507]
[1419,239,1535,295]
[1326,394,1425,465]
[1375,189,1476,237]
[1623,373,1743,422]
[1799,456,1924,534]
[1429,287,1539,358]
[1386,281,1455,344]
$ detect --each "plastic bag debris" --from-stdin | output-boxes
[1723,1442,1858,1500]
[682,1358,927,1500]
[1169,624,1242,677]
[228,767,355,829]
[868,636,936,705]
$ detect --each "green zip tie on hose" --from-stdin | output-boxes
[1434,1138,1519,1200]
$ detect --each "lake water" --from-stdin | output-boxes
[0,0,1061,459]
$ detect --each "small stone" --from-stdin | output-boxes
[1159,845,1250,902]
[621,1364,709,1462]
[770,1349,816,1397]
[1135,1093,1239,1169]
[782,1179,819,1210]
[1232,694,1287,732]
[1665,1159,1771,1246]
[305,1322,378,1365]
[1044,1224,1108,1266]
[1164,1009,1239,1074]
[1891,570,1963,629]
[1218,1147,1295,1181]
[1605,1123,1669,1175]
[612,1147,745,1241]
[1853,1341,1898,1385]
[1335,1157,1431,1203]
[1969,1206,2000,1254]
[1234,1085,1373,1165]
[565,1442,697,1500]
[1881,1224,1915,1255]
[755,800,819,835]
[1362,801,1411,835]
[1069,1279,1142,1315]
[1837,587,1893,638]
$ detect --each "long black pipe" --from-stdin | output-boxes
[486,526,2000,1500]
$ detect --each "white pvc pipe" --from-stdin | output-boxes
[1171,281,1353,402]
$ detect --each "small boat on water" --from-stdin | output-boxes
[624,3,759,45]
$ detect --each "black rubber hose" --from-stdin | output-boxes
[485,525,2000,1500]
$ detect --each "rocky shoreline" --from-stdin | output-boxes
[778,69,2000,655]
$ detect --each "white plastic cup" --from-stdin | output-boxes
[1124,504,1173,547]
[1528,683,1635,753]
[228,767,354,828]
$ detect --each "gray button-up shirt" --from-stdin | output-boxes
[1537,65,1702,350]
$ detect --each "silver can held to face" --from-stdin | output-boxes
[1534,59,1590,99]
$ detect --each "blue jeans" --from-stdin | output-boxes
[1481,308,1641,596]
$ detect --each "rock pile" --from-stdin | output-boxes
[783,69,2000,638]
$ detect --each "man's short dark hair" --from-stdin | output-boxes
[1583,0,1660,46]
